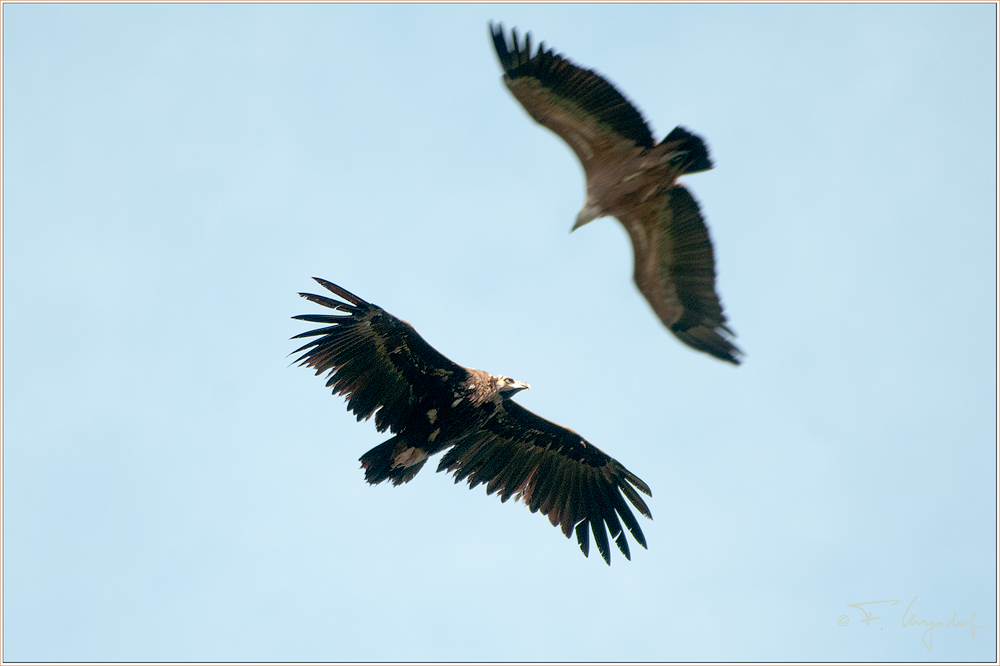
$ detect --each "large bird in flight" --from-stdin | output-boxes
[490,22,742,364]
[292,278,652,564]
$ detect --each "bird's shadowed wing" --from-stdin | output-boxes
[490,22,654,174]
[291,278,467,433]
[625,185,742,364]
[437,400,652,565]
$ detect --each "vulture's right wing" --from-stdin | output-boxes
[291,278,467,433]
[626,185,742,364]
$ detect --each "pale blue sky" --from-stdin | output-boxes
[2,2,996,662]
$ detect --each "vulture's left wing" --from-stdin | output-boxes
[291,278,468,433]
[625,185,742,364]
[438,400,652,565]
[490,22,654,175]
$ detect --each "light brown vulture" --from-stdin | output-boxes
[292,278,652,564]
[490,22,742,364]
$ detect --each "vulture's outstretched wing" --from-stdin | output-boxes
[626,186,741,364]
[490,21,654,172]
[291,278,466,433]
[438,401,652,565]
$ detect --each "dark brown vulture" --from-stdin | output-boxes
[490,22,743,365]
[292,278,652,564]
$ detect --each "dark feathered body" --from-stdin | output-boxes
[292,278,652,564]
[490,23,742,364]
[357,368,509,485]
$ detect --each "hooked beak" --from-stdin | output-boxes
[502,380,531,396]
[572,203,602,232]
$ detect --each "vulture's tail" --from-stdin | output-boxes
[662,126,713,174]
[360,436,429,486]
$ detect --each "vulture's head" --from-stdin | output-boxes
[572,201,604,231]
[496,375,530,397]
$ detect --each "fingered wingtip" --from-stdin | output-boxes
[311,276,335,290]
